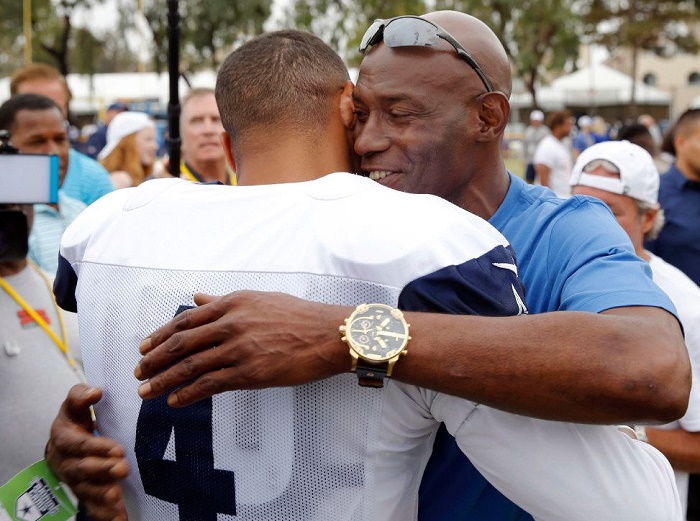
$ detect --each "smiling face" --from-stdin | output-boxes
[181,92,225,167]
[10,107,70,186]
[352,43,483,206]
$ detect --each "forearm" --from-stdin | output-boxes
[535,164,549,187]
[138,292,689,423]
[646,427,700,472]
[380,308,689,423]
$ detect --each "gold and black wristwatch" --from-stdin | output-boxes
[340,303,410,388]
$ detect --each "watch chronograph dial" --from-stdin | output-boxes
[346,304,410,361]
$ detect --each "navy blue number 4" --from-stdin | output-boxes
[134,305,237,520]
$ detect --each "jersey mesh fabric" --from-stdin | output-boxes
[58,176,521,521]
[78,265,396,521]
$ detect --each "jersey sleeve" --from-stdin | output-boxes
[428,400,682,521]
[53,188,133,312]
[398,244,527,317]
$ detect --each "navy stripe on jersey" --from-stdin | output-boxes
[399,245,526,317]
[54,253,78,312]
[400,245,529,521]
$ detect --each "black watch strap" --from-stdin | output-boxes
[355,360,388,388]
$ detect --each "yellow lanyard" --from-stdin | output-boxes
[181,161,237,185]
[0,262,85,381]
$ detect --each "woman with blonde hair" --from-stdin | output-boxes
[98,111,158,188]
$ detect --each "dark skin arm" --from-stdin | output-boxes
[135,291,689,424]
[646,427,700,472]
[46,385,130,521]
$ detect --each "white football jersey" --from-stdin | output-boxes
[55,174,680,521]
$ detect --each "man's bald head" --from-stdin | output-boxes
[422,11,512,97]
[353,10,513,218]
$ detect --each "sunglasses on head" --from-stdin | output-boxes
[583,158,620,175]
[359,15,494,93]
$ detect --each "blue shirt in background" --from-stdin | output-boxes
[646,163,700,287]
[62,149,114,206]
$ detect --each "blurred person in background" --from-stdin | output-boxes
[0,202,82,486]
[572,115,595,160]
[10,64,114,205]
[591,115,611,143]
[156,88,236,185]
[616,123,670,174]
[647,108,700,287]
[85,102,129,159]
[523,109,548,184]
[639,114,663,146]
[0,94,86,274]
[533,109,573,197]
[98,111,158,189]
[571,139,700,517]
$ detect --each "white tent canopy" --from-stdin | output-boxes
[0,70,218,115]
[511,63,671,111]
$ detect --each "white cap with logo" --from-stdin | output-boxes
[569,140,659,205]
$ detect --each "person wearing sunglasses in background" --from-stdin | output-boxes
[47,12,688,521]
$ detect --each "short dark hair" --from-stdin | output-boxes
[616,123,651,143]
[215,30,349,149]
[546,110,572,130]
[616,123,657,157]
[0,93,63,132]
[674,108,700,139]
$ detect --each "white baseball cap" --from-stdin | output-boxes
[569,140,659,205]
[577,115,593,128]
[98,111,154,160]
[530,109,544,121]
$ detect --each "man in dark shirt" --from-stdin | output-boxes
[647,108,700,286]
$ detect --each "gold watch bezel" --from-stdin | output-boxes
[340,303,410,364]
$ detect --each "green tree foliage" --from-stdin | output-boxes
[581,0,700,115]
[0,0,100,76]
[288,0,424,65]
[434,0,580,108]
[183,0,271,70]
[0,1,26,77]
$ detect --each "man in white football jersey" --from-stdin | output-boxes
[48,30,680,521]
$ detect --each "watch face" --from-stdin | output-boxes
[346,304,409,362]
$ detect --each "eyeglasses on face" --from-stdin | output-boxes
[359,15,494,93]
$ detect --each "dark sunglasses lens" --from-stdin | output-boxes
[359,20,385,52]
[384,17,439,48]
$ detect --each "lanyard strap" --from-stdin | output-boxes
[181,161,236,185]
[0,262,84,381]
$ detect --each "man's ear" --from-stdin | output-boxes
[477,91,510,141]
[220,132,237,172]
[339,80,356,130]
[641,207,659,236]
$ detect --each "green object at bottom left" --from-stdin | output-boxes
[0,460,78,521]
